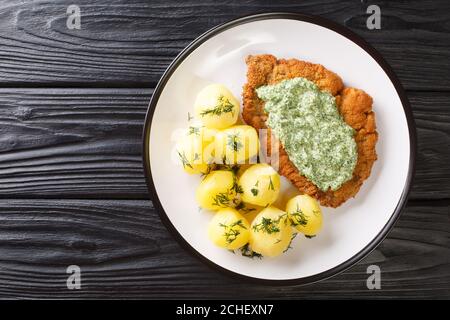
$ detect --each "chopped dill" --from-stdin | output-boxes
[289,204,308,227]
[227,132,243,152]
[268,176,274,190]
[193,152,200,161]
[250,188,259,196]
[212,192,231,208]
[283,233,298,253]
[188,126,200,135]
[252,217,280,234]
[231,178,243,194]
[177,151,193,169]
[199,95,234,117]
[219,219,247,244]
[235,202,256,214]
[239,243,263,259]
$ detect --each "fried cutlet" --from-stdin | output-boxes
[242,54,378,207]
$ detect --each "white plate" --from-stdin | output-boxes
[143,13,416,284]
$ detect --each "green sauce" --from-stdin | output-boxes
[256,77,357,191]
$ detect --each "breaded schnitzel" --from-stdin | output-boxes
[242,54,378,207]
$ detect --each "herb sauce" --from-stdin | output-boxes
[256,77,357,191]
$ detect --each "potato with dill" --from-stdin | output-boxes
[196,170,240,211]
[249,206,292,257]
[208,208,250,250]
[214,125,259,165]
[239,164,280,207]
[194,84,239,129]
[286,194,323,237]
[176,125,216,174]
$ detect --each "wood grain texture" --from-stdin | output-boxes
[0,0,448,89]
[0,199,447,299]
[0,0,448,300]
[0,88,448,200]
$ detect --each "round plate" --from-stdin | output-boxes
[143,13,416,285]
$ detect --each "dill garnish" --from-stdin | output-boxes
[231,178,243,194]
[289,204,308,227]
[212,192,231,208]
[239,243,263,259]
[283,233,298,253]
[188,126,200,135]
[252,217,280,234]
[253,213,289,234]
[187,112,194,121]
[305,235,316,239]
[219,220,247,244]
[199,95,234,117]
[177,151,193,169]
[251,181,259,196]
[268,176,274,190]
[227,132,243,152]
[235,202,256,214]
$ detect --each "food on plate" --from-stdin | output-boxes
[249,206,292,257]
[239,163,280,207]
[195,170,239,210]
[242,54,378,207]
[194,84,240,129]
[176,129,214,175]
[177,66,376,259]
[286,194,323,237]
[208,208,250,250]
[214,125,259,164]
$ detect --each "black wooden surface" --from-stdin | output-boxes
[0,0,449,299]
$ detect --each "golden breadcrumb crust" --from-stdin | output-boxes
[242,54,378,207]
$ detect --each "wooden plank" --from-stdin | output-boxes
[0,0,448,89]
[0,89,448,200]
[0,199,447,299]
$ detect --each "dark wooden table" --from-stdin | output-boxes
[0,0,449,299]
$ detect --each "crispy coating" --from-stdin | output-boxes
[242,54,378,207]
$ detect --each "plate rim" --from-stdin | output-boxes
[142,12,417,286]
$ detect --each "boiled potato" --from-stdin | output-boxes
[208,208,250,250]
[249,206,292,257]
[196,170,238,211]
[175,131,214,175]
[286,194,323,237]
[239,164,280,207]
[194,84,239,129]
[214,125,259,165]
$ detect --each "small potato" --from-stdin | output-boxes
[175,132,213,175]
[196,170,238,211]
[194,84,239,129]
[208,208,250,250]
[239,164,280,207]
[214,125,259,165]
[286,194,323,237]
[249,206,292,257]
